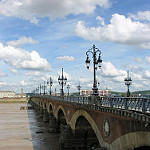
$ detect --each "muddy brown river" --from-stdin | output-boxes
[0,103,60,150]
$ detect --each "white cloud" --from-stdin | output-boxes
[9,68,18,74]
[0,42,52,71]
[96,16,105,26]
[145,56,150,64]
[57,56,75,61]
[130,11,150,21]
[7,36,39,47]
[143,70,150,79]
[100,62,123,77]
[19,80,28,86]
[132,57,143,63]
[79,77,92,83]
[0,70,7,77]
[126,65,143,72]
[0,0,111,24]
[75,13,150,49]
[25,71,41,77]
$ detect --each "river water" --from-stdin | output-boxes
[0,103,60,150]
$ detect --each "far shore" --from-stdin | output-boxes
[0,97,29,103]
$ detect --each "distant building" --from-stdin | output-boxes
[0,89,26,98]
[0,91,16,98]
[81,89,111,96]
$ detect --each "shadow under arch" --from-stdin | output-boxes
[43,102,47,109]
[40,100,43,107]
[69,109,108,148]
[110,131,150,150]
[47,102,53,113]
[55,105,69,124]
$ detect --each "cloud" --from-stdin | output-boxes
[142,70,150,79]
[19,80,28,86]
[131,57,143,63]
[100,62,124,77]
[9,68,18,74]
[96,16,105,26]
[130,11,150,21]
[57,56,75,61]
[75,13,150,49]
[6,36,39,47]
[25,71,41,77]
[145,56,150,64]
[79,77,92,83]
[0,0,111,24]
[126,65,143,72]
[0,70,7,77]
[0,42,52,71]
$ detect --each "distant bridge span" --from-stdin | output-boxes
[30,95,150,150]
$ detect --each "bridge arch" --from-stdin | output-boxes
[110,131,150,150]
[55,105,69,125]
[69,109,108,148]
[43,102,47,109]
[48,102,53,113]
[40,100,43,107]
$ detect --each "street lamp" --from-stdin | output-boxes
[39,84,42,95]
[77,83,81,96]
[41,81,46,95]
[47,77,53,96]
[67,84,70,96]
[36,87,39,95]
[58,68,67,97]
[85,45,102,96]
[124,70,132,97]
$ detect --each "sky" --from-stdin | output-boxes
[0,0,150,94]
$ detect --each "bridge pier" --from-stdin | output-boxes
[59,125,74,150]
[35,104,40,114]
[39,107,43,118]
[43,109,49,122]
[49,113,59,132]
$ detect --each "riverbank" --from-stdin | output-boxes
[0,103,60,150]
[0,97,28,103]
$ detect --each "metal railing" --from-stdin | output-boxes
[101,97,150,113]
[32,94,150,113]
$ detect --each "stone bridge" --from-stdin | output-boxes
[29,95,150,150]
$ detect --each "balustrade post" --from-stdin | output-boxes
[124,98,128,110]
[142,98,145,113]
[110,97,113,108]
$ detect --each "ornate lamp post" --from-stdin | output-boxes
[77,83,81,96]
[47,77,53,96]
[124,70,132,97]
[58,68,67,97]
[67,84,70,96]
[36,86,39,95]
[39,84,42,95]
[85,45,102,96]
[41,81,46,95]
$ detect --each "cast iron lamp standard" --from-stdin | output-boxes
[85,45,102,96]
[124,70,132,97]
[47,77,53,96]
[41,81,46,95]
[77,83,81,96]
[58,68,67,97]
[39,84,42,95]
[67,84,70,96]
